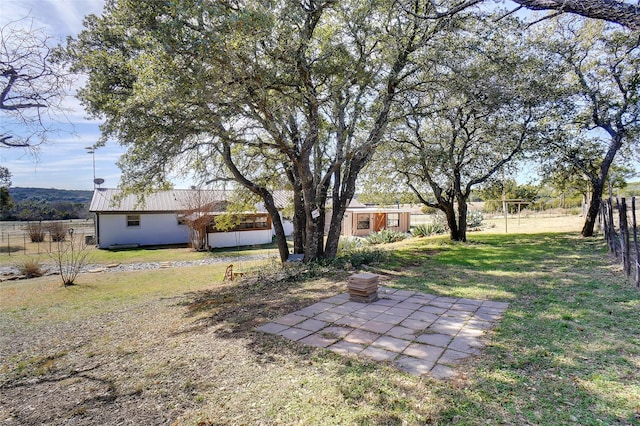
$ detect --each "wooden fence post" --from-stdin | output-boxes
[632,197,640,288]
[608,198,618,258]
[618,198,631,277]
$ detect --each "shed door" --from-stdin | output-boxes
[374,213,386,232]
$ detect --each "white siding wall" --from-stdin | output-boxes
[281,219,294,236]
[97,213,189,248]
[208,229,273,248]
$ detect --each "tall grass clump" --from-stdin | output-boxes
[16,258,45,278]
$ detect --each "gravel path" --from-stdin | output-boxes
[0,253,276,278]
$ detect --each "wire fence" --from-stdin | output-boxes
[0,219,95,256]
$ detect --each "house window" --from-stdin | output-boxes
[387,213,400,228]
[356,214,370,230]
[126,214,140,227]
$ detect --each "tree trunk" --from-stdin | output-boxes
[441,202,459,241]
[221,143,290,263]
[581,179,604,237]
[456,199,468,242]
[292,190,306,255]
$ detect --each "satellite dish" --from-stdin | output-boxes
[93,178,105,187]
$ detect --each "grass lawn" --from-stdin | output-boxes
[1,231,638,425]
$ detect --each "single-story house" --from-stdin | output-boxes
[89,188,292,249]
[341,207,412,237]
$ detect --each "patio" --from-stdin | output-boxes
[256,286,509,378]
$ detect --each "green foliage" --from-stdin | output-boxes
[478,178,539,213]
[332,237,386,268]
[466,210,484,228]
[411,223,446,237]
[366,229,408,245]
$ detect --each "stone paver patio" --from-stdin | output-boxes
[256,286,508,378]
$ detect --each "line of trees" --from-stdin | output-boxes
[2,1,634,261]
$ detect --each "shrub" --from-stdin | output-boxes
[48,237,92,286]
[412,223,446,237]
[16,258,45,278]
[334,236,386,268]
[366,229,408,245]
[47,222,68,242]
[26,222,46,243]
[467,210,484,228]
[337,237,366,253]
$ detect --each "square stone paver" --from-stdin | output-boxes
[409,311,439,323]
[395,356,435,375]
[387,325,416,340]
[361,346,398,361]
[360,320,395,334]
[299,333,337,348]
[329,340,364,356]
[277,327,314,341]
[438,348,470,365]
[415,333,452,348]
[430,364,456,379]
[371,335,411,353]
[352,310,382,320]
[320,326,353,339]
[323,294,350,304]
[344,329,380,345]
[403,343,444,362]
[419,305,448,315]
[274,313,308,326]
[335,316,368,328]
[255,322,290,334]
[373,313,407,325]
[449,336,484,354]
[297,318,328,332]
[393,300,422,310]
[314,310,344,322]
[375,298,400,307]
[400,318,432,332]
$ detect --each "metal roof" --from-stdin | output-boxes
[89,188,292,213]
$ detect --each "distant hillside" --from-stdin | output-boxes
[8,187,93,204]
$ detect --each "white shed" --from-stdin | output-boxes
[89,188,292,249]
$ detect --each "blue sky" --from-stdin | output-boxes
[1,0,126,190]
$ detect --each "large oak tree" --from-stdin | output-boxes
[533,18,639,237]
[62,0,465,262]
[374,17,555,241]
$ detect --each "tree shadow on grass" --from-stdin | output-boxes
[176,265,349,338]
